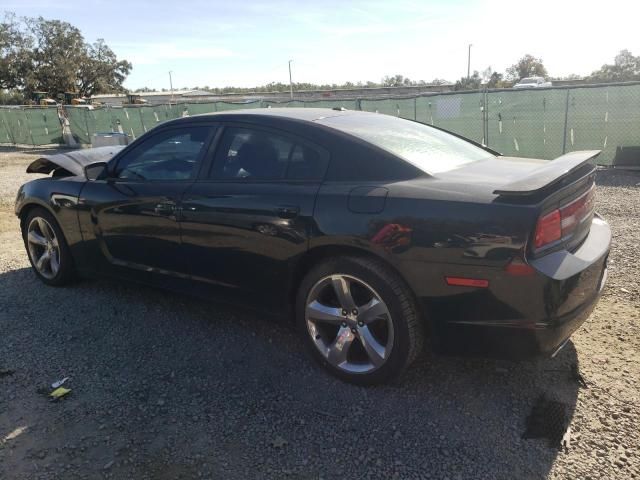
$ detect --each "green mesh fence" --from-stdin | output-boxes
[26,107,64,145]
[565,85,640,165]
[0,107,63,145]
[184,102,217,115]
[360,97,416,121]
[417,93,486,144]
[3,84,640,165]
[486,89,567,159]
[65,107,114,144]
[60,101,261,144]
[304,99,359,110]
[0,110,10,144]
[262,100,306,108]
[215,101,262,111]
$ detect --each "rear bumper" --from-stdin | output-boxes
[428,215,610,358]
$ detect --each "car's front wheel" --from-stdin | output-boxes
[296,255,424,385]
[22,207,76,286]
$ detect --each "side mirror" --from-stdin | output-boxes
[84,162,109,181]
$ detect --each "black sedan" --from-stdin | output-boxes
[15,108,610,384]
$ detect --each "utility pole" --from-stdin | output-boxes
[467,44,472,79]
[168,70,174,103]
[288,60,293,100]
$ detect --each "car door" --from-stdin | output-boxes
[78,124,216,280]
[180,124,329,308]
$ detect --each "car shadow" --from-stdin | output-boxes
[0,267,581,480]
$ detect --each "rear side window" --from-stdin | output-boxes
[210,127,328,181]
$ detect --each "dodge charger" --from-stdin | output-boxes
[15,108,610,384]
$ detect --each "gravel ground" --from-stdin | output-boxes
[0,149,638,480]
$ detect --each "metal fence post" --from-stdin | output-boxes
[479,90,485,146]
[562,88,570,154]
[484,89,489,147]
[83,108,91,143]
[25,109,36,147]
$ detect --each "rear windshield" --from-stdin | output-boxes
[317,113,494,174]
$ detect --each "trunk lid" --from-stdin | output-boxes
[429,150,598,202]
[430,150,599,256]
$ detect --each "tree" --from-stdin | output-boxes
[588,49,640,83]
[382,74,406,87]
[76,39,131,96]
[0,89,25,104]
[190,77,452,95]
[454,71,481,91]
[552,73,581,81]
[0,13,131,98]
[23,17,87,96]
[0,13,32,90]
[487,72,505,88]
[481,66,493,83]
[506,54,548,81]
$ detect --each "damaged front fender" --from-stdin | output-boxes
[26,146,125,177]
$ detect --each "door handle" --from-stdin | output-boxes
[276,205,300,219]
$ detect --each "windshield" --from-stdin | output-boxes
[520,78,540,84]
[317,113,495,174]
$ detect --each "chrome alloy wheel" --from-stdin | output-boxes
[26,217,60,280]
[305,274,394,374]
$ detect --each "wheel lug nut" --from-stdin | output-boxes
[352,309,358,315]
[350,328,357,334]
[358,321,364,327]
[341,322,347,328]
[342,309,348,316]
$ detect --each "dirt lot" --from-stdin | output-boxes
[0,148,638,480]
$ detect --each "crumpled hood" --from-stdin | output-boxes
[26,146,125,177]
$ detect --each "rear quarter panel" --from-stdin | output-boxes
[311,179,542,343]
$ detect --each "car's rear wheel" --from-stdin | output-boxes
[296,255,424,385]
[22,208,76,286]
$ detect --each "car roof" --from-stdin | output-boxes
[159,107,499,157]
[169,107,376,125]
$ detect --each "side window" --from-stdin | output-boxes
[114,126,213,181]
[209,127,328,181]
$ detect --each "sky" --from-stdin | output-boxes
[3,0,640,90]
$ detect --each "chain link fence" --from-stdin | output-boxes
[2,82,640,166]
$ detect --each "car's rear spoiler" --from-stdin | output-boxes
[493,150,601,196]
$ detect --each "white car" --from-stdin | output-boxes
[512,76,552,89]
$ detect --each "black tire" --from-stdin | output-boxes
[296,255,424,385]
[21,207,76,286]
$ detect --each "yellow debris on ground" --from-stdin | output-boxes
[49,387,71,399]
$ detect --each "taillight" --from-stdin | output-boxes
[559,187,595,237]
[534,209,561,248]
[534,187,595,250]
